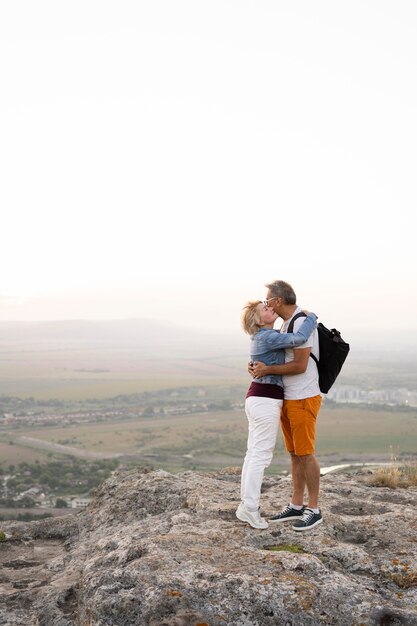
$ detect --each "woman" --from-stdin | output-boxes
[236,301,317,529]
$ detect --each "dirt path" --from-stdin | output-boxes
[14,436,121,459]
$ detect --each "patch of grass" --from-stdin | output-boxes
[265,544,307,554]
[369,462,417,488]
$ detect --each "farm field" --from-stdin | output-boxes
[316,406,417,456]
[0,349,246,400]
[0,441,50,466]
[1,330,417,402]
[1,328,417,474]
[2,406,417,474]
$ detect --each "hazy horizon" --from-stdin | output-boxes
[1,316,417,353]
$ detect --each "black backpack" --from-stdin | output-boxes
[287,313,350,394]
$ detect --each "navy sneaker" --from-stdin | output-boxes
[292,508,323,531]
[269,504,305,523]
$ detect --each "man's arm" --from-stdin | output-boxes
[264,313,317,349]
[251,347,311,378]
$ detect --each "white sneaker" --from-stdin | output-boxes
[236,503,269,529]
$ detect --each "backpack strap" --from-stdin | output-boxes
[286,312,319,365]
[286,311,307,334]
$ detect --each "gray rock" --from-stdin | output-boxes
[1,468,416,625]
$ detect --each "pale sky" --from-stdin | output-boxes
[1,1,416,331]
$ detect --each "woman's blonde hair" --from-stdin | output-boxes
[241,300,263,335]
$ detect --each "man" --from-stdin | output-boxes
[250,279,323,531]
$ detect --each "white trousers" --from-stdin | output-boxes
[240,396,282,511]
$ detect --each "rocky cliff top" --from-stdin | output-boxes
[1,467,417,626]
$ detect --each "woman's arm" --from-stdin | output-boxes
[264,313,317,350]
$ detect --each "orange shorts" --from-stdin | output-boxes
[280,395,322,456]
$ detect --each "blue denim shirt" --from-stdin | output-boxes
[250,313,317,387]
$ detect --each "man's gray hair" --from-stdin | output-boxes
[265,280,297,305]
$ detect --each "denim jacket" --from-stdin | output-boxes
[250,313,317,387]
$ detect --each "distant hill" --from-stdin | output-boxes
[1,319,416,360]
[0,319,248,358]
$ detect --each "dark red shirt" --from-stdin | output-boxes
[246,382,284,400]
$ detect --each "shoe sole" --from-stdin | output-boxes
[236,511,268,530]
[292,518,323,531]
[269,516,303,523]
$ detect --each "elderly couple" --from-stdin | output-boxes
[236,279,322,532]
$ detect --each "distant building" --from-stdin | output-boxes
[70,497,92,509]
[17,487,43,499]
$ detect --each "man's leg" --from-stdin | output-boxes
[297,454,320,509]
[286,396,321,508]
[290,453,306,506]
[279,402,306,509]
